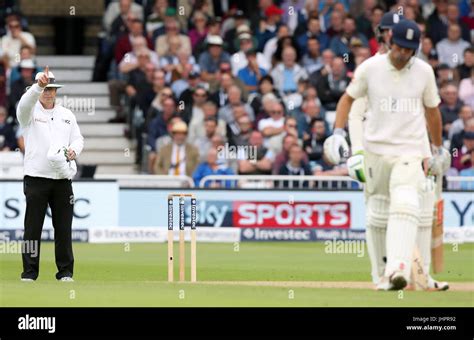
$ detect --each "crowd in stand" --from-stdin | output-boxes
[0,0,473,188]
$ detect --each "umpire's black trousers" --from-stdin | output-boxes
[21,175,74,280]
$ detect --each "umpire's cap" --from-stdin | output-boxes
[391,19,421,50]
[34,70,63,88]
[380,12,404,30]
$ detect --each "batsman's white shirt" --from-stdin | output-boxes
[346,53,440,158]
[16,84,84,179]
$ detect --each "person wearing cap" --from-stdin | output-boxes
[198,35,230,83]
[223,10,249,54]
[231,33,270,76]
[16,67,84,282]
[8,59,37,119]
[153,120,199,175]
[326,19,451,291]
[257,4,284,51]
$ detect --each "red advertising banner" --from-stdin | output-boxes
[232,201,350,228]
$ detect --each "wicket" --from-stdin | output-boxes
[167,193,197,282]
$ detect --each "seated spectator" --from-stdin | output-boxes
[9,46,40,87]
[155,16,191,57]
[297,16,329,55]
[218,85,254,124]
[435,63,455,89]
[325,10,344,38]
[297,98,327,139]
[303,117,328,170]
[195,117,220,163]
[365,6,385,55]
[155,116,183,154]
[316,57,350,110]
[459,68,474,109]
[237,49,268,94]
[451,117,474,155]
[459,149,474,190]
[146,74,170,122]
[309,48,335,87]
[262,24,290,67]
[198,35,231,84]
[440,84,464,137]
[228,114,254,147]
[159,38,198,84]
[181,84,207,127]
[188,11,208,52]
[449,105,473,141]
[104,0,144,37]
[193,147,235,188]
[115,17,153,66]
[238,131,274,175]
[436,24,470,68]
[329,16,368,58]
[177,70,202,107]
[452,127,474,172]
[223,10,249,55]
[145,0,168,37]
[301,35,324,75]
[427,0,449,45]
[270,46,308,109]
[189,101,226,145]
[418,37,437,63]
[125,51,156,114]
[272,134,309,174]
[231,33,270,76]
[446,3,471,42]
[0,17,36,68]
[8,59,36,119]
[208,69,233,107]
[277,144,312,188]
[258,101,286,152]
[256,5,284,51]
[153,121,199,175]
[456,47,474,81]
[0,106,16,150]
[248,76,281,122]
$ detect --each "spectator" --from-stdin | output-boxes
[452,120,474,172]
[258,101,286,152]
[118,36,160,73]
[435,63,455,88]
[159,36,193,83]
[188,11,209,52]
[248,75,280,120]
[0,17,36,68]
[153,120,200,175]
[238,130,274,175]
[147,71,169,120]
[297,16,330,54]
[325,9,344,38]
[218,85,255,124]
[436,24,471,68]
[155,16,191,57]
[456,47,474,81]
[104,0,144,36]
[329,16,368,58]
[9,46,40,87]
[451,116,474,154]
[177,70,202,107]
[237,49,268,94]
[418,37,437,63]
[356,1,380,41]
[256,5,284,51]
[125,51,156,115]
[8,59,36,119]
[115,17,153,65]
[195,117,219,162]
[263,24,290,66]
[231,33,270,76]
[297,98,326,138]
[272,134,308,174]
[0,106,16,150]
[459,149,474,190]
[449,105,473,140]
[155,116,183,154]
[198,35,231,83]
[185,85,209,139]
[315,57,350,110]
[193,147,235,187]
[459,68,474,109]
[228,114,254,147]
[277,144,312,188]
[270,46,308,109]
[309,48,335,86]
[223,10,249,55]
[427,0,449,45]
[440,83,464,137]
[303,117,328,169]
[145,0,169,37]
[301,35,324,75]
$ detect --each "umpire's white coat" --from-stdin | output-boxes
[16,83,84,179]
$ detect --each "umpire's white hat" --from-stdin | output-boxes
[34,70,63,88]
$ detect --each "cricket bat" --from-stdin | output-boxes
[411,246,428,291]
[431,175,444,274]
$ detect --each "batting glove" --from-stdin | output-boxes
[428,146,451,176]
[323,128,350,165]
[347,151,366,183]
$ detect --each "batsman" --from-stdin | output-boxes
[324,19,450,291]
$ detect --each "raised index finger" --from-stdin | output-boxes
[44,66,49,77]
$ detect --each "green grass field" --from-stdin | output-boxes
[1,242,473,307]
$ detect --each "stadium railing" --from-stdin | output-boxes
[93,174,195,188]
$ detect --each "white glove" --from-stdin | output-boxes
[428,146,451,176]
[323,128,350,165]
[347,151,366,183]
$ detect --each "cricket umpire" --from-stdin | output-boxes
[17,67,84,281]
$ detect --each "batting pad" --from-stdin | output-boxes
[366,195,389,283]
[417,181,436,274]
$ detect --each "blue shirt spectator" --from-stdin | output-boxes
[193,149,235,187]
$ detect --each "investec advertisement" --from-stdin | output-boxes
[0,181,119,228]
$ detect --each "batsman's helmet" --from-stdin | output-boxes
[391,19,421,51]
[376,12,404,43]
